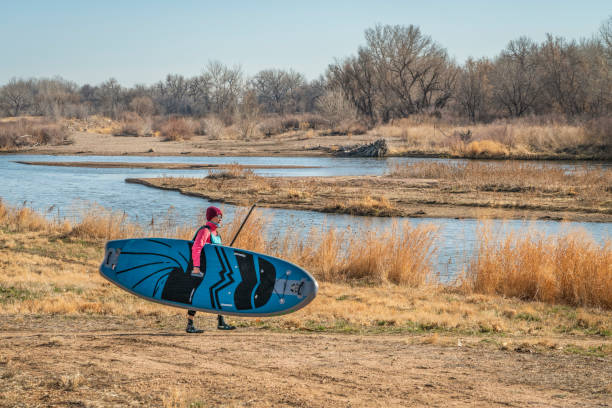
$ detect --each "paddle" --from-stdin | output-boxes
[229,204,257,246]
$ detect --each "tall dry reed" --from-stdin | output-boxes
[377,119,598,157]
[3,199,611,307]
[265,221,438,286]
[0,200,65,233]
[389,161,612,202]
[461,225,612,309]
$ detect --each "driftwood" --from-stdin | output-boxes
[333,139,388,157]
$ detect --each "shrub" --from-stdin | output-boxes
[202,116,225,139]
[158,117,194,141]
[0,118,70,148]
[129,96,155,117]
[281,116,300,130]
[585,116,612,147]
[114,112,151,137]
[334,119,368,135]
[257,116,283,137]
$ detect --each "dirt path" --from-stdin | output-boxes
[1,318,610,407]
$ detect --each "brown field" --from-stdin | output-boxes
[125,161,612,223]
[1,201,611,407]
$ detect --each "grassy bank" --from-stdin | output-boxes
[126,161,612,222]
[1,200,611,335]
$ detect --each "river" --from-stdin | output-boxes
[1,154,609,280]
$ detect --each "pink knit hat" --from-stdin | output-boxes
[206,206,222,221]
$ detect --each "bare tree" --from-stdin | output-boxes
[204,61,243,124]
[129,96,155,117]
[316,89,357,128]
[96,78,124,119]
[578,38,611,116]
[364,24,456,116]
[31,77,79,118]
[490,37,541,117]
[327,24,456,123]
[188,74,212,116]
[252,69,305,114]
[153,74,192,115]
[455,58,492,122]
[236,88,261,139]
[538,35,590,116]
[327,48,379,123]
[295,77,326,113]
[0,78,34,116]
[600,16,612,62]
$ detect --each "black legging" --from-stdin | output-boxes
[188,310,223,321]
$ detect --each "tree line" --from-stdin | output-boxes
[1,17,610,126]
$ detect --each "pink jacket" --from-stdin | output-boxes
[191,221,219,268]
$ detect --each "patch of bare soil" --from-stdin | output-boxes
[1,316,610,407]
[127,175,612,223]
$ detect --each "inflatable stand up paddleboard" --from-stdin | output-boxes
[99,238,318,316]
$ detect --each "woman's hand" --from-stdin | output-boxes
[191,266,203,277]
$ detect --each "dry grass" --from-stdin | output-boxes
[0,200,437,287]
[134,164,612,222]
[389,161,612,205]
[1,199,611,325]
[0,118,71,149]
[463,139,509,157]
[461,225,612,309]
[377,118,609,159]
[1,228,610,338]
[57,373,85,391]
[266,221,438,286]
[324,195,399,217]
[206,163,260,180]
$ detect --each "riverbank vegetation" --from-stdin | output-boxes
[1,200,611,322]
[0,117,71,149]
[125,161,612,222]
[1,18,610,159]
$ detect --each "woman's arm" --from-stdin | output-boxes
[191,228,211,268]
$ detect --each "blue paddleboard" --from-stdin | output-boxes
[99,238,318,316]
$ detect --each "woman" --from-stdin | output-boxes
[186,205,236,333]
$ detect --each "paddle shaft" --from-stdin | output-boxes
[229,204,257,246]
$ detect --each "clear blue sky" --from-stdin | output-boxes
[1,0,609,86]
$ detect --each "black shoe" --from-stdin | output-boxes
[186,324,204,333]
[217,316,236,331]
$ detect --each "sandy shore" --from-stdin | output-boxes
[15,160,319,170]
[3,130,369,157]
